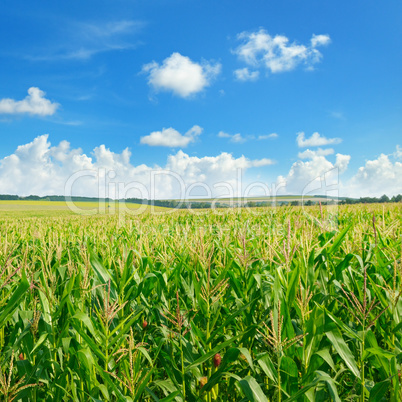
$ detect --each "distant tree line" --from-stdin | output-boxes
[339,194,402,204]
[126,198,230,209]
[0,193,401,208]
[283,194,402,207]
[0,194,115,202]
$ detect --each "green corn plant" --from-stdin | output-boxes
[338,260,388,401]
[160,290,194,400]
[0,352,38,402]
[258,299,306,401]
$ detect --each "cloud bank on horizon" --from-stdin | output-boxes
[0,134,401,199]
[0,135,274,199]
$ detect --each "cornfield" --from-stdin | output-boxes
[0,203,401,401]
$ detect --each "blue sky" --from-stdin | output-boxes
[0,0,401,199]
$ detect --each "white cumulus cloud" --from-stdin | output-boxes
[298,148,334,159]
[234,67,260,81]
[233,29,331,76]
[142,52,221,98]
[0,87,59,116]
[277,153,350,195]
[345,149,402,197]
[250,158,275,167]
[394,145,402,159]
[311,34,331,48]
[217,131,230,138]
[218,131,246,143]
[231,133,246,143]
[296,132,342,148]
[276,145,402,198]
[140,125,202,147]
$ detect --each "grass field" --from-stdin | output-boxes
[0,203,401,401]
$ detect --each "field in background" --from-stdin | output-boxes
[172,195,335,203]
[0,203,401,400]
[0,197,338,218]
[0,200,168,217]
